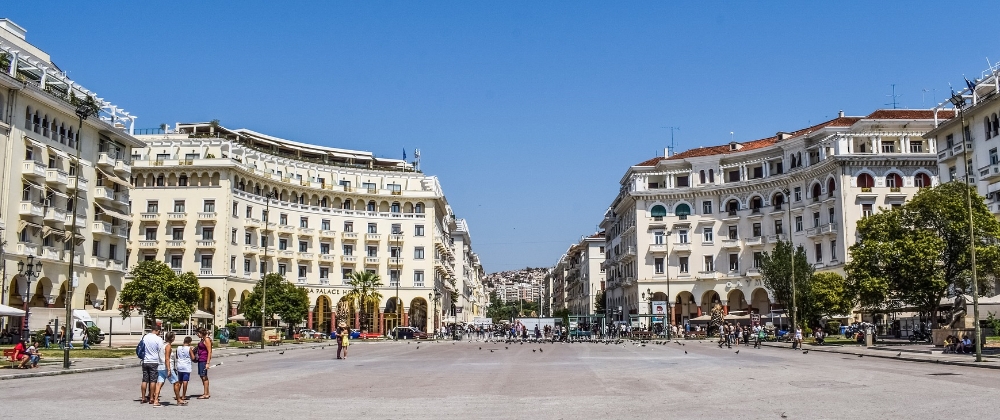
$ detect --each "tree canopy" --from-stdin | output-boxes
[759,240,813,326]
[241,273,311,328]
[344,271,384,332]
[119,260,200,325]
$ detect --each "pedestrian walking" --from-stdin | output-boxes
[337,322,349,359]
[176,336,193,402]
[44,325,53,348]
[792,326,803,350]
[195,327,212,399]
[139,325,164,405]
[154,331,180,407]
[82,329,91,350]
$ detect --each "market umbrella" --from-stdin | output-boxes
[0,304,26,317]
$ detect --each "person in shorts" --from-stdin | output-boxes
[175,336,194,401]
[155,331,181,406]
[195,327,213,399]
[140,325,164,404]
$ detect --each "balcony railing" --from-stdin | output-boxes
[342,232,358,240]
[366,233,381,241]
[341,255,357,264]
[200,268,213,276]
[22,160,45,178]
[198,212,217,219]
[45,168,68,185]
[140,213,159,220]
[365,257,380,265]
[320,229,336,237]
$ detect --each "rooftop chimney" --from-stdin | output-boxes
[776,132,793,140]
[838,110,844,118]
[664,147,670,157]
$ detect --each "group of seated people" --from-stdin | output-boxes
[943,334,975,354]
[10,340,42,369]
[0,329,23,345]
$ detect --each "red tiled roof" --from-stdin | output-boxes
[633,109,949,166]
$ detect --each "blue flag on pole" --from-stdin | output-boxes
[403,148,407,160]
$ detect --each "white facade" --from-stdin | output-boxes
[130,123,485,334]
[600,110,941,326]
[1,20,142,329]
[562,233,605,316]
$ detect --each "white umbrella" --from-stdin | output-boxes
[0,304,26,317]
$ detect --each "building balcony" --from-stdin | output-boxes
[766,234,787,243]
[90,255,107,269]
[245,218,261,229]
[366,233,381,242]
[389,256,404,266]
[746,268,761,277]
[138,240,158,248]
[389,234,405,242]
[140,212,159,221]
[723,210,740,221]
[198,212,216,220]
[73,214,86,228]
[67,175,88,190]
[19,201,44,217]
[17,242,40,257]
[92,221,113,236]
[321,254,336,262]
[649,243,668,254]
[365,256,380,265]
[108,260,125,272]
[744,236,764,247]
[298,252,314,259]
[621,276,635,286]
[197,240,216,248]
[200,268,213,276]
[45,168,68,185]
[297,277,307,284]
[299,228,315,236]
[97,153,116,169]
[672,242,691,253]
[319,229,336,238]
[115,192,130,205]
[93,187,116,203]
[243,245,259,254]
[22,160,46,178]
[980,162,1000,182]
[44,207,67,224]
[167,212,187,223]
[341,255,357,264]
[243,271,252,278]
[621,246,637,262]
[112,226,128,238]
[806,223,838,237]
[696,271,720,281]
[172,268,183,275]
[278,224,295,233]
[747,208,764,219]
[166,240,186,248]
[42,246,61,261]
[278,250,295,259]
[114,159,131,175]
[342,232,358,241]
[721,238,741,249]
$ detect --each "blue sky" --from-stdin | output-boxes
[5,1,997,272]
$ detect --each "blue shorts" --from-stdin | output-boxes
[157,369,177,384]
[198,362,208,377]
[177,371,191,382]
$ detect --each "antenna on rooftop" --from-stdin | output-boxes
[922,88,937,106]
[661,126,679,156]
[886,84,902,109]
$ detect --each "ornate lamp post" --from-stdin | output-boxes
[950,90,983,363]
[17,255,43,341]
[64,103,94,368]
[782,188,798,337]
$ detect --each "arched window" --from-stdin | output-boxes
[24,106,31,128]
[321,197,328,207]
[772,193,785,209]
[992,113,999,136]
[42,115,50,137]
[298,194,304,204]
[650,204,667,219]
[32,111,40,133]
[985,117,993,139]
[674,203,691,220]
[367,201,376,212]
[343,199,352,210]
[811,183,821,201]
[699,170,706,184]
[725,199,739,215]
[156,175,164,187]
[858,173,874,189]
[238,180,246,191]
[254,185,261,195]
[915,172,931,188]
[391,202,401,213]
[708,169,715,183]
[827,178,836,197]
[886,173,903,189]
[415,203,424,214]
[750,196,763,213]
[178,175,188,187]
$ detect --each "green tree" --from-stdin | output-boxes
[759,240,813,327]
[806,272,852,325]
[344,271,384,332]
[240,273,287,327]
[119,260,199,326]
[594,290,606,314]
[270,281,310,329]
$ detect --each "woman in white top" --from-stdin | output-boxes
[175,336,194,402]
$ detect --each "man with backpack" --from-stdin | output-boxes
[138,325,164,405]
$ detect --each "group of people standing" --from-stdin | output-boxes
[716,322,770,349]
[138,325,212,407]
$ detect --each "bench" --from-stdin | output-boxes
[237,336,250,345]
[293,334,302,342]
[4,349,19,368]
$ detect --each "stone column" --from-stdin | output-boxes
[354,310,360,330]
[307,307,314,330]
[331,312,337,334]
[378,312,384,335]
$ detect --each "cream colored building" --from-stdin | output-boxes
[0,19,142,328]
[562,232,605,316]
[131,123,484,334]
[600,109,941,326]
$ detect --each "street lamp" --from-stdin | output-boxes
[431,289,441,338]
[392,232,403,341]
[17,255,43,341]
[782,188,798,337]
[64,103,94,368]
[950,91,984,363]
[260,190,276,349]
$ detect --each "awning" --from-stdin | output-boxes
[96,168,130,187]
[47,146,70,160]
[230,314,246,321]
[94,203,132,222]
[192,310,214,319]
[46,187,68,199]
[0,303,26,317]
[22,178,43,190]
[23,135,45,150]
[17,220,41,233]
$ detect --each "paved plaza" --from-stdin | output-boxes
[1,340,997,419]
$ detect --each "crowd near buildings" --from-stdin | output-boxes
[549,69,1000,327]
[0,19,488,338]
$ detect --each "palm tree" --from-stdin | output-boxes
[345,271,383,332]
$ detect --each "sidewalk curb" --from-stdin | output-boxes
[760,342,1000,370]
[0,343,327,381]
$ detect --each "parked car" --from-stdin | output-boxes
[298,329,321,339]
[357,331,382,339]
[387,326,428,339]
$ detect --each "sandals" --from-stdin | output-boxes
[197,395,211,400]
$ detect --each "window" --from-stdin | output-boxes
[703,227,713,243]
[172,228,184,241]
[727,225,738,240]
[389,270,400,286]
[279,239,288,250]
[202,227,214,240]
[230,256,236,271]
[178,175,188,186]
[831,240,837,261]
[915,173,931,188]
[156,175,165,187]
[753,252,763,268]
[992,148,999,165]
[203,200,215,212]
[679,257,689,273]
[415,225,425,236]
[414,247,425,260]
[653,231,665,245]
[881,142,895,153]
[814,243,823,263]
[260,235,268,247]
[231,228,237,244]
[278,264,287,276]
[391,223,402,235]
[244,259,251,272]
[650,205,667,219]
[201,254,213,269]
[862,204,873,218]
[173,200,185,213]
[260,261,266,273]
[795,216,803,232]
[946,134,954,149]
[676,175,689,187]
[752,222,762,237]
[343,244,354,256]
[342,269,353,283]
[910,141,923,153]
[793,187,801,202]
[344,221,354,232]
[246,205,253,218]
[678,229,689,244]
[300,217,309,228]
[729,254,739,271]
[726,200,739,215]
[367,223,377,234]
[244,233,252,245]
[752,166,763,179]
[298,265,307,279]
[413,270,424,287]
[728,170,740,182]
[675,203,691,220]
[699,170,706,184]
[233,202,239,217]
[299,241,308,252]
[366,201,376,212]
[170,255,182,269]
[144,227,157,240]
[812,212,820,228]
[321,219,330,230]
[320,243,330,255]
[703,256,714,272]
[702,201,713,214]
[146,201,158,213]
[708,169,715,183]
[654,258,664,274]
[828,208,835,224]
[391,202,401,213]
[415,203,425,214]
[279,213,288,225]
[858,173,874,189]
[367,246,378,257]
[320,267,329,280]
[362,182,377,191]
[886,173,902,188]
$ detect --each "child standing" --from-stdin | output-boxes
[175,336,194,402]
